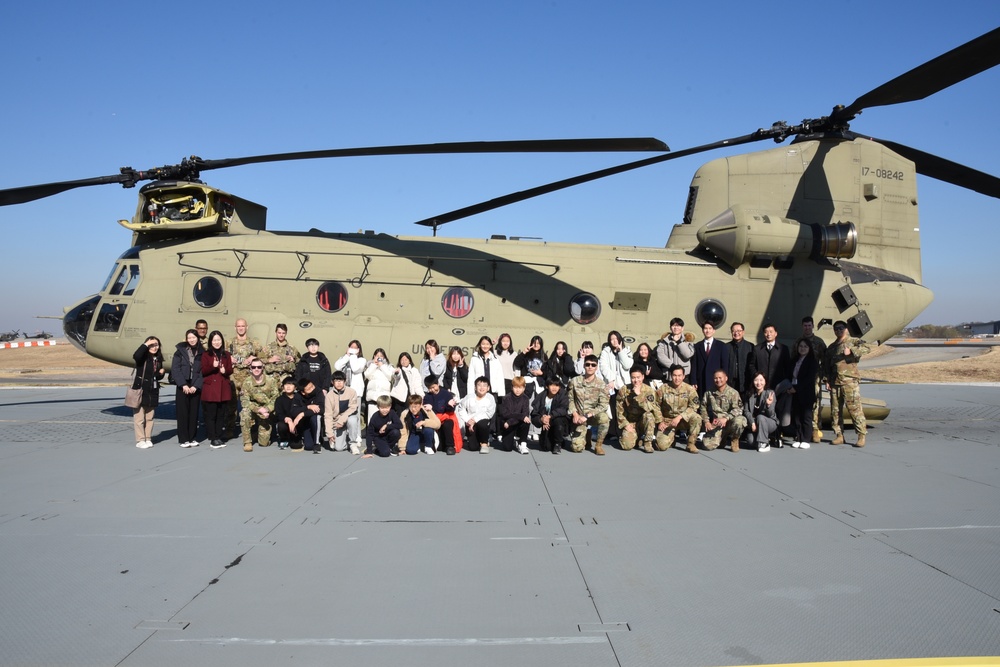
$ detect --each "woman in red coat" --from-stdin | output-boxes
[201,330,234,448]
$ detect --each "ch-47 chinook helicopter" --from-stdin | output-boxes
[1,28,999,400]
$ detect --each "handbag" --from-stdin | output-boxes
[125,364,145,409]
[124,386,143,409]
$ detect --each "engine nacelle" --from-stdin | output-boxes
[696,206,856,268]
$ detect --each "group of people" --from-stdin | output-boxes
[127,315,871,457]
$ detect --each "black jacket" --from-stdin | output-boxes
[171,342,204,391]
[132,344,164,409]
[531,389,570,427]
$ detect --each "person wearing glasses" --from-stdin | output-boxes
[240,359,279,452]
[567,354,610,455]
[132,336,165,449]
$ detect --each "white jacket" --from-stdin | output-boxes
[334,353,367,396]
[599,345,633,392]
[468,351,506,397]
[456,392,497,424]
[391,364,423,403]
[363,361,394,403]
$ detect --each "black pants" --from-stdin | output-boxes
[499,420,529,451]
[203,401,228,441]
[175,389,200,443]
[537,416,569,450]
[466,418,492,449]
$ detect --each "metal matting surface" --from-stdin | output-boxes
[0,384,997,666]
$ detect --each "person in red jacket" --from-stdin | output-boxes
[201,330,234,448]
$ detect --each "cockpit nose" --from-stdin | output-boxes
[63,295,100,354]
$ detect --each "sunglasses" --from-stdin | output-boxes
[250,365,264,369]
[584,362,598,367]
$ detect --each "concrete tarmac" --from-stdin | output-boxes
[0,384,998,666]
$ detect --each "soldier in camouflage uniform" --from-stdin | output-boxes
[824,320,870,447]
[240,361,279,451]
[567,354,610,455]
[699,369,746,452]
[617,367,663,452]
[656,364,703,453]
[263,323,300,382]
[801,316,828,443]
[227,318,266,438]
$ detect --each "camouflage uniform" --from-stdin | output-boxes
[616,383,662,452]
[567,375,610,453]
[655,381,702,452]
[825,337,870,441]
[227,336,266,435]
[699,385,746,451]
[264,339,300,381]
[804,333,828,439]
[240,373,279,449]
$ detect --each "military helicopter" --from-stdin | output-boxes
[1,28,998,389]
[22,330,54,340]
[0,330,21,343]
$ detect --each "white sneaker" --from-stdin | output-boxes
[798,441,811,449]
[424,446,435,455]
[136,440,152,449]
[480,445,491,454]
[349,444,361,455]
[517,443,530,455]
[792,441,802,448]
[757,443,770,453]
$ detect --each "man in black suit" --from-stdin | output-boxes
[727,321,755,396]
[691,322,729,397]
[750,323,793,440]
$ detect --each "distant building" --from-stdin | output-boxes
[964,321,1000,337]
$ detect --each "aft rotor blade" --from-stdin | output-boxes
[414,132,769,228]
[836,26,1000,121]
[865,135,1000,199]
[195,138,669,171]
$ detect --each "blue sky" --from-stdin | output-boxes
[1,1,998,335]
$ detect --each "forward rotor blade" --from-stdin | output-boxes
[0,174,131,206]
[195,138,668,171]
[860,135,1000,199]
[836,26,1000,121]
[414,132,769,229]
[0,138,668,207]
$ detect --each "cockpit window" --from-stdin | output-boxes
[107,264,140,296]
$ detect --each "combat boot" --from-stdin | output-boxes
[811,429,823,444]
[832,432,845,445]
[594,438,606,456]
[687,439,699,454]
[643,440,653,453]
[243,442,253,452]
[855,434,866,448]
[730,438,740,453]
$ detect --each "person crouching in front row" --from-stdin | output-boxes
[365,395,403,458]
[273,377,306,449]
[403,394,440,455]
[457,376,497,454]
[424,374,461,455]
[498,376,531,454]
[324,370,361,454]
[531,376,570,454]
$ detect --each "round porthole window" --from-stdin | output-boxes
[695,299,726,329]
[569,292,601,325]
[193,277,223,308]
[442,287,474,318]
[316,282,348,313]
